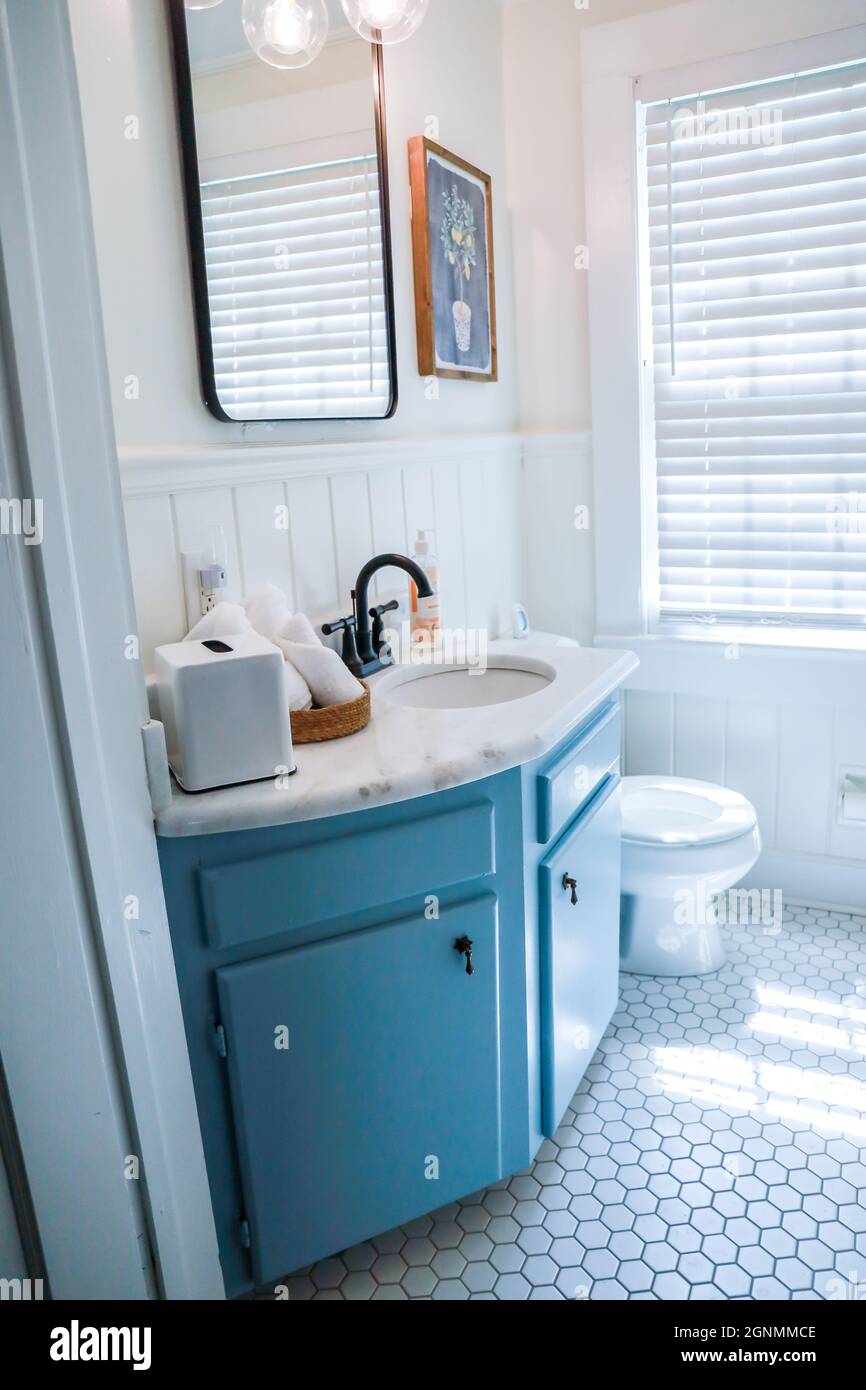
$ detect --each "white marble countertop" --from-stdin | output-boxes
[154,640,639,839]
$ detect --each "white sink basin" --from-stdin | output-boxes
[379,658,555,711]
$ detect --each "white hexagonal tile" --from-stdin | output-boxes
[401,1266,437,1298]
[283,902,866,1307]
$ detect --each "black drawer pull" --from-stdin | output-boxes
[562,875,579,906]
[454,937,475,976]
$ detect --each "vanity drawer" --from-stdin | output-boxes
[537,702,621,844]
[199,800,495,951]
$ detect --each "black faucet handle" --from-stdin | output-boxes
[321,615,362,676]
[321,615,355,637]
[369,599,400,620]
[369,600,400,662]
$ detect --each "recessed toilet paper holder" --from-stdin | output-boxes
[838,767,866,826]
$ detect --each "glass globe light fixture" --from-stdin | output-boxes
[242,0,329,69]
[184,0,225,10]
[341,0,429,46]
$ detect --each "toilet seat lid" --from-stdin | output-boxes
[621,777,758,847]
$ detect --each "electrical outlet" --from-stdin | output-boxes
[199,563,227,614]
[182,537,229,628]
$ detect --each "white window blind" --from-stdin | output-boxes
[200,156,390,420]
[641,59,866,628]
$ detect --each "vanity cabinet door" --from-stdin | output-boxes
[216,896,502,1286]
[539,776,622,1138]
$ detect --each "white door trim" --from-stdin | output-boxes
[0,0,222,1299]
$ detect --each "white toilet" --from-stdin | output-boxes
[619,777,761,977]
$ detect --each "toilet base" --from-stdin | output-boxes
[620,893,728,977]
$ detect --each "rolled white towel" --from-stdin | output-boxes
[276,639,365,709]
[278,611,323,647]
[244,584,292,643]
[283,661,314,714]
[185,603,252,643]
[185,599,312,711]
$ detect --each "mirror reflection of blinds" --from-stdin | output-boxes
[200,157,387,419]
[642,60,866,626]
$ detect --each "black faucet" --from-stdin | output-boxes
[323,553,434,679]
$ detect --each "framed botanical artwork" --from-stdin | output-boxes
[408,137,498,382]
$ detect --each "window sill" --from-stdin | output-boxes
[594,630,866,705]
[647,625,866,656]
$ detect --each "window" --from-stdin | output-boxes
[200,156,389,421]
[640,59,866,629]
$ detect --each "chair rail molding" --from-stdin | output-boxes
[521,432,593,461]
[119,431,526,497]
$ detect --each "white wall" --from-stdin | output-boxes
[612,638,866,906]
[69,0,525,660]
[503,0,690,437]
[502,0,690,644]
[70,0,519,448]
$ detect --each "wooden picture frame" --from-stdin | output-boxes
[409,137,498,382]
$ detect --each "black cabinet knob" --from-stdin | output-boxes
[562,875,579,907]
[454,937,475,976]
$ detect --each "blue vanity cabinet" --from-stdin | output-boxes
[157,695,627,1294]
[158,770,529,1296]
[217,896,502,1285]
[539,774,622,1137]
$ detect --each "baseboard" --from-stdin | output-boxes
[749,849,866,913]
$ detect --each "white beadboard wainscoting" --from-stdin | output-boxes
[598,636,866,910]
[522,433,596,648]
[120,434,525,672]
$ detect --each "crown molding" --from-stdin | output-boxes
[190,23,360,78]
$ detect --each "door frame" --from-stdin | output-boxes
[0,0,222,1299]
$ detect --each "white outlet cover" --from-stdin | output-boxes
[838,765,866,826]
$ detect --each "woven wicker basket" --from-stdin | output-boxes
[290,681,371,745]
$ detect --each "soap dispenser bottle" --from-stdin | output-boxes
[410,530,441,644]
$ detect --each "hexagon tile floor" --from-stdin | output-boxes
[276,903,866,1301]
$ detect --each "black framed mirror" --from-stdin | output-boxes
[166,0,397,423]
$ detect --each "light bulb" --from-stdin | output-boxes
[341,0,428,45]
[358,0,405,27]
[242,0,329,69]
[264,0,311,54]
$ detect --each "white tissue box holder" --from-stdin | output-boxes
[154,634,295,792]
